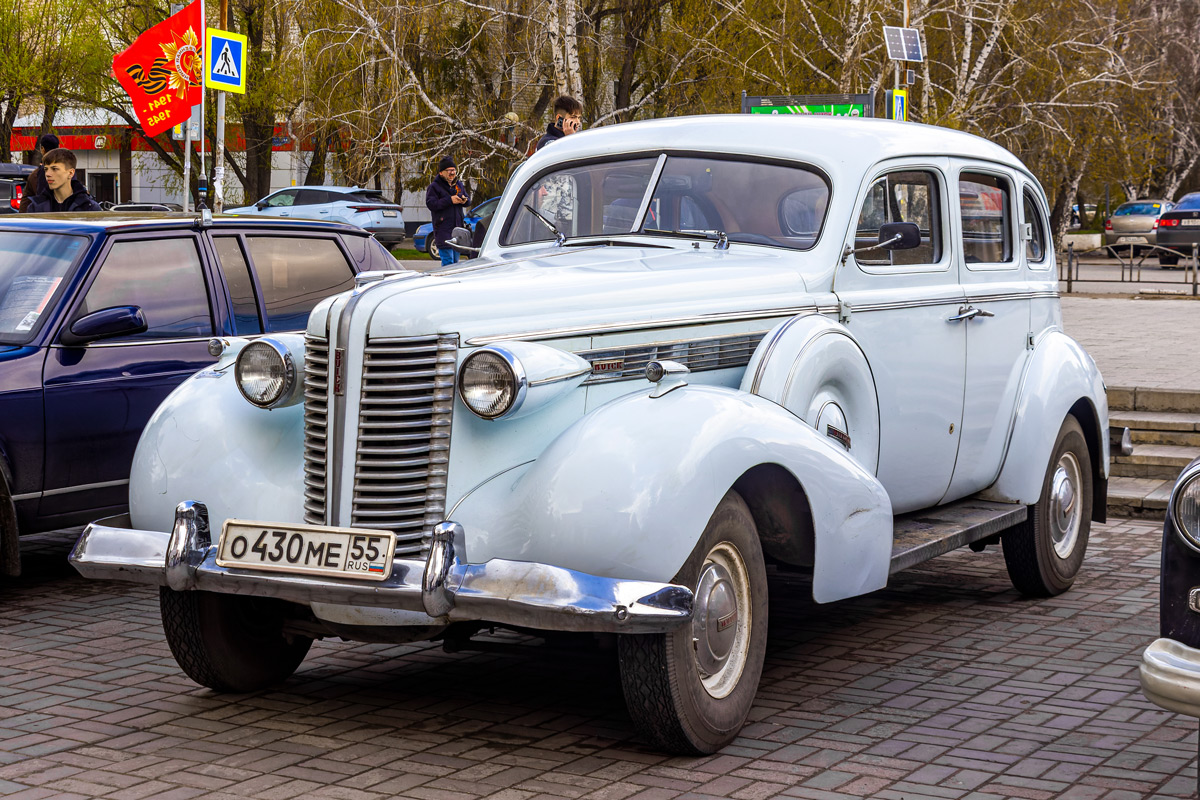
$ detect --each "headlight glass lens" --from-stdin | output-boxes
[460,350,517,419]
[236,341,290,407]
[1174,471,1200,551]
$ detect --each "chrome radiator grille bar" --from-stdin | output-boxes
[352,335,457,557]
[302,336,330,525]
[580,331,768,384]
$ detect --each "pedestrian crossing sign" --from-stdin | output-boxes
[205,28,247,93]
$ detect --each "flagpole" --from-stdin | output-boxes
[198,0,207,207]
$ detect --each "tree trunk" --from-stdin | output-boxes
[0,93,20,162]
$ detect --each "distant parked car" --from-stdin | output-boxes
[0,179,23,214]
[413,196,500,259]
[227,187,406,246]
[0,164,35,180]
[109,202,185,212]
[1154,192,1200,267]
[1069,203,1097,230]
[1104,199,1172,255]
[0,213,400,575]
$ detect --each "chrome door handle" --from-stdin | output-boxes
[947,305,995,322]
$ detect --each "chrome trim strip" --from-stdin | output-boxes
[529,366,593,387]
[447,460,536,518]
[15,478,131,502]
[749,313,813,394]
[579,331,768,384]
[630,154,668,232]
[466,305,816,346]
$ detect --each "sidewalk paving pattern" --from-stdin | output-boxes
[0,520,1193,799]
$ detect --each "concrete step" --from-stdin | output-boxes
[1111,443,1197,480]
[1107,476,1174,521]
[1110,409,1200,432]
[1129,429,1200,447]
[1109,386,1200,414]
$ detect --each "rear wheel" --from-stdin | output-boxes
[1002,415,1092,596]
[618,491,767,754]
[160,589,312,692]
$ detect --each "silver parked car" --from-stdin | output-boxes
[1104,199,1172,255]
[227,186,406,246]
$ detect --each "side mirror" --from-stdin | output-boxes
[256,201,268,210]
[878,221,922,250]
[59,306,147,347]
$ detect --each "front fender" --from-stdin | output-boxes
[982,330,1108,506]
[453,384,893,603]
[129,365,305,535]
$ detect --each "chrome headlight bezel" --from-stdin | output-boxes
[234,338,297,409]
[1170,462,1200,554]
[458,347,528,420]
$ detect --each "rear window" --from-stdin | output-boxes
[343,191,390,204]
[1115,202,1163,216]
[1173,194,1200,212]
[0,232,88,344]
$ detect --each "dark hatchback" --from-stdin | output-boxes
[0,213,398,574]
[1155,192,1200,267]
[1141,457,1200,717]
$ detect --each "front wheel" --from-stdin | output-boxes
[618,491,767,754]
[160,589,313,692]
[1002,415,1092,596]
[428,238,440,259]
[1160,254,1180,267]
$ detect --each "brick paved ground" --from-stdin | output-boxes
[0,518,1193,800]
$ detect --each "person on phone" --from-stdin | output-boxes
[425,155,471,267]
[536,95,583,151]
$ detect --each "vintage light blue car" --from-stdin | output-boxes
[71,116,1111,755]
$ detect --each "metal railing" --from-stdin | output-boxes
[1060,242,1200,294]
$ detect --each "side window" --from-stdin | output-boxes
[77,237,212,340]
[244,236,355,331]
[1023,190,1048,264]
[265,190,297,208]
[854,170,942,267]
[213,236,263,334]
[294,189,330,206]
[960,172,1013,265]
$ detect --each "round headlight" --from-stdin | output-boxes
[459,349,522,419]
[1172,467,1200,552]
[235,340,294,408]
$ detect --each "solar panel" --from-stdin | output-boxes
[883,26,924,62]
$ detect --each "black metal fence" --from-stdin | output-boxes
[1059,242,1200,294]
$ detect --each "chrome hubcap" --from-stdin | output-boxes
[691,542,752,699]
[1050,452,1082,559]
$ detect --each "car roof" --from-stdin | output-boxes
[0,212,368,236]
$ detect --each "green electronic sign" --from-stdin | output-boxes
[741,91,876,118]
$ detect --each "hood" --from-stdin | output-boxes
[347,243,818,344]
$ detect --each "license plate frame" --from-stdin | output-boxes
[1181,219,1200,226]
[216,520,396,581]
[383,210,397,217]
[1116,236,1147,244]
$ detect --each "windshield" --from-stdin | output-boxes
[503,155,829,250]
[0,232,88,345]
[1115,202,1163,216]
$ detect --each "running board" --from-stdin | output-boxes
[890,498,1027,574]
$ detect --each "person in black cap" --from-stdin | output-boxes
[18,133,60,213]
[425,155,471,267]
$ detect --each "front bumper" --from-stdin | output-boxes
[69,502,693,634]
[1140,637,1200,717]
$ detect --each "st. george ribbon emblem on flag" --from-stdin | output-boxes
[113,0,203,137]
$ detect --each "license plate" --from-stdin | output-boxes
[217,520,395,581]
[1182,219,1200,226]
[1116,236,1146,244]
[383,210,397,217]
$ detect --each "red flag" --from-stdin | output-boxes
[113,0,203,137]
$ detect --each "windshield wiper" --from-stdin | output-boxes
[644,228,729,250]
[523,204,567,246]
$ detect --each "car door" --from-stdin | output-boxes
[258,189,299,218]
[833,160,967,514]
[943,165,1031,501]
[289,189,331,221]
[41,234,218,518]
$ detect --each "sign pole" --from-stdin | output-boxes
[214,0,228,213]
[182,121,192,212]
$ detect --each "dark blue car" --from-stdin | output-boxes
[413,196,500,259]
[0,213,394,574]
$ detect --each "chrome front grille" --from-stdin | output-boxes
[302,336,330,524]
[352,335,458,557]
[580,331,768,384]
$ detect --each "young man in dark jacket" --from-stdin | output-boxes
[25,148,101,213]
[425,155,470,267]
[18,133,59,212]
[535,95,583,151]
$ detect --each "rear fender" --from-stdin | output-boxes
[452,384,893,603]
[981,330,1108,510]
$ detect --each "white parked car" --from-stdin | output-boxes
[71,116,1112,755]
[227,186,406,246]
